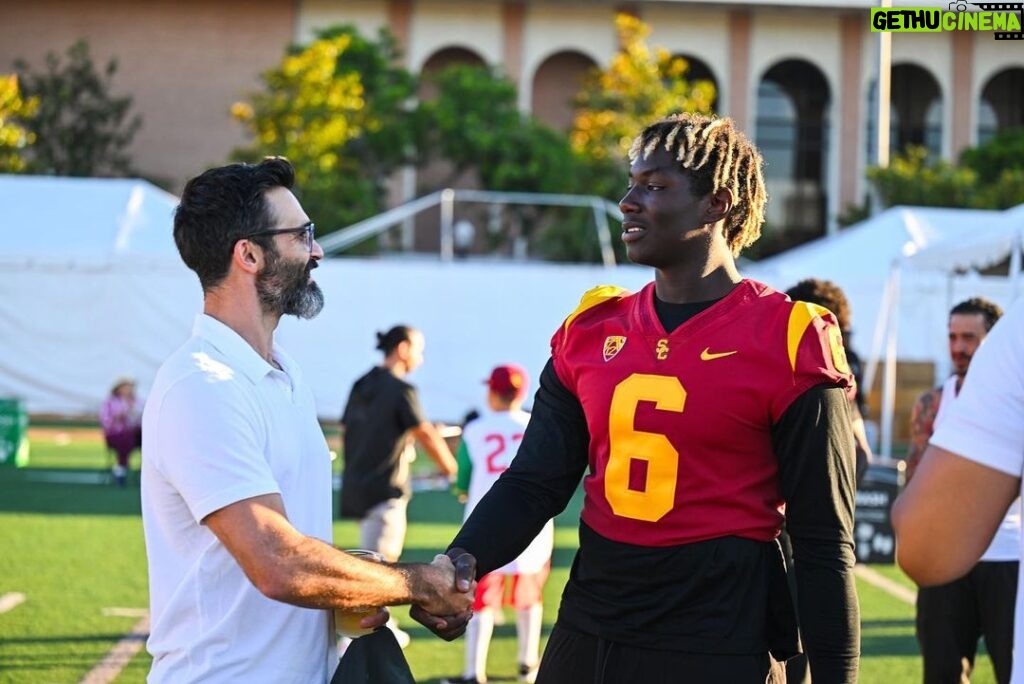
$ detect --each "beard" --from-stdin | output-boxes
[256,248,324,320]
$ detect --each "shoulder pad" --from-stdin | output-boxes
[563,285,630,333]
[787,300,849,373]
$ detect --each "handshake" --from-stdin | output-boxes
[408,548,478,640]
[340,548,478,641]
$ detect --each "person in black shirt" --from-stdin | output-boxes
[340,325,458,562]
[413,114,860,684]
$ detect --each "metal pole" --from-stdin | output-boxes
[880,262,900,461]
[876,0,892,169]
[440,188,455,262]
[592,199,617,268]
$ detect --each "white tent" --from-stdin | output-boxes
[0,174,182,263]
[871,204,1024,457]
[0,175,200,415]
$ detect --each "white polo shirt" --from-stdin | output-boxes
[930,299,1024,684]
[141,314,336,683]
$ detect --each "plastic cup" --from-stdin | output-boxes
[334,549,385,638]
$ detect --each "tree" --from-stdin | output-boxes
[15,40,142,176]
[232,25,416,244]
[862,129,1024,214]
[0,74,37,173]
[570,13,716,166]
[543,13,717,262]
[414,63,585,257]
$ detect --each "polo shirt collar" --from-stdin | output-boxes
[193,314,279,384]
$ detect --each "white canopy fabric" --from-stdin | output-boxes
[868,204,1024,457]
[0,174,180,264]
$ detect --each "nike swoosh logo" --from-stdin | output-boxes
[700,348,738,361]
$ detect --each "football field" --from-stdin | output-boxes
[0,428,998,683]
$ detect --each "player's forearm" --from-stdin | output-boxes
[793,538,861,684]
[259,535,466,615]
[451,360,587,574]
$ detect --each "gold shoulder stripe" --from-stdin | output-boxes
[563,285,630,333]
[787,301,832,372]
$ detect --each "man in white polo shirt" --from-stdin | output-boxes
[142,157,474,683]
[894,297,1024,684]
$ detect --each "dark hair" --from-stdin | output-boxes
[628,113,767,256]
[376,325,416,355]
[785,278,852,333]
[950,297,1003,331]
[173,157,296,292]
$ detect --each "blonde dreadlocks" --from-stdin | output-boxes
[628,113,767,256]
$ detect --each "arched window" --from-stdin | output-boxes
[978,67,1024,144]
[531,51,597,132]
[755,59,831,241]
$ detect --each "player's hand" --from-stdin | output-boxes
[445,547,477,593]
[408,551,477,640]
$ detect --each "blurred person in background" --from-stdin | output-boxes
[340,324,459,647]
[100,376,143,487]
[443,364,553,684]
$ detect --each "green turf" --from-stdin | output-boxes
[0,430,1005,683]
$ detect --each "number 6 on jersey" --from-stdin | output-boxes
[605,373,686,522]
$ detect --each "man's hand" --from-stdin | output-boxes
[409,550,477,640]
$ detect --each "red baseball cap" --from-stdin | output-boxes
[485,364,528,398]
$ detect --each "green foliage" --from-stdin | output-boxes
[232,25,416,251]
[960,127,1024,185]
[570,13,716,164]
[0,74,37,173]
[415,65,523,184]
[540,12,717,263]
[14,40,142,176]
[868,146,976,208]
[868,129,1024,211]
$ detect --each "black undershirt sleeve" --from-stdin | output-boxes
[774,385,861,684]
[448,359,590,576]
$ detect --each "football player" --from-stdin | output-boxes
[414,113,860,683]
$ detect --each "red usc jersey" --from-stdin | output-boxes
[550,279,853,547]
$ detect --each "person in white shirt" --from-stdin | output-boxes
[906,298,1018,683]
[894,297,1024,684]
[142,157,473,684]
[443,365,554,684]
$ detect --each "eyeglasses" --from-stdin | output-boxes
[246,222,315,252]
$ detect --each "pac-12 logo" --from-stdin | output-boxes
[603,336,626,362]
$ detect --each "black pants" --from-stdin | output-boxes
[916,560,1018,684]
[536,624,782,684]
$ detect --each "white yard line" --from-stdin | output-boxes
[854,564,917,605]
[25,471,107,485]
[77,614,150,684]
[0,592,26,614]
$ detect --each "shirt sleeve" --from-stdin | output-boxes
[774,384,860,684]
[396,385,427,432]
[150,377,280,524]
[449,358,589,576]
[931,302,1024,478]
[454,439,472,495]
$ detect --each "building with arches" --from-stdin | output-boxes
[2,0,1021,241]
